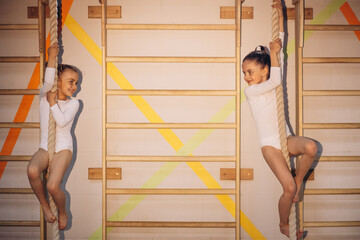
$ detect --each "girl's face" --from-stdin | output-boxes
[57,69,79,100]
[242,60,268,86]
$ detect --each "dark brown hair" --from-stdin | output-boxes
[57,64,78,77]
[242,45,271,79]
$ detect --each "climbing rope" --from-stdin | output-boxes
[271,5,297,240]
[47,0,60,238]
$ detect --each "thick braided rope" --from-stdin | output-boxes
[271,7,297,240]
[47,0,60,238]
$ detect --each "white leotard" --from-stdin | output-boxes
[39,67,79,152]
[244,32,291,149]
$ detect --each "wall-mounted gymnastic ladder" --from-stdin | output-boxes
[101,0,243,239]
[293,0,360,237]
[0,0,47,239]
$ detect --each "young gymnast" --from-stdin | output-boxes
[27,43,80,230]
[242,0,317,238]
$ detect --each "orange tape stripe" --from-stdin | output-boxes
[0,0,74,179]
[340,2,360,41]
[0,66,40,179]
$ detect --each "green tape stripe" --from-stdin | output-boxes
[287,0,347,56]
[89,97,240,239]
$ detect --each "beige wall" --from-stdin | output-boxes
[0,0,359,239]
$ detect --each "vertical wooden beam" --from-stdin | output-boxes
[38,1,46,239]
[295,1,304,134]
[294,0,305,238]
[299,1,304,48]
[101,0,107,239]
[235,1,242,240]
[38,0,46,86]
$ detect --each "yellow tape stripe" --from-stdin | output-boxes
[65,15,184,150]
[65,14,264,239]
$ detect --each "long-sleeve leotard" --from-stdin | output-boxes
[244,32,290,149]
[39,67,79,152]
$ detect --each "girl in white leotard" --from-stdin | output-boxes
[27,43,80,231]
[242,0,317,238]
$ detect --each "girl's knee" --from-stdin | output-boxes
[305,140,317,158]
[27,165,41,180]
[283,182,297,198]
[46,181,60,195]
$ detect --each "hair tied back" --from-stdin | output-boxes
[255,45,263,53]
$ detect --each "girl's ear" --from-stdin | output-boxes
[262,66,269,78]
[57,79,62,88]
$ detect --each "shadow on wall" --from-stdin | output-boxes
[281,1,322,222]
[56,1,85,236]
[60,67,83,238]
[281,0,293,137]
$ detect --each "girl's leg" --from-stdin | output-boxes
[262,146,297,238]
[27,149,56,223]
[46,149,72,230]
[287,136,317,202]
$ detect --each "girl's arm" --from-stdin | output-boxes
[50,99,79,128]
[39,43,59,97]
[245,0,285,98]
[245,36,283,98]
[279,32,285,73]
[273,0,285,71]
[277,0,285,72]
[39,68,55,97]
[244,67,281,97]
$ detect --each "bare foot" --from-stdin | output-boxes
[293,178,302,203]
[279,222,289,238]
[42,206,56,223]
[58,211,68,230]
[297,230,304,239]
[280,223,304,239]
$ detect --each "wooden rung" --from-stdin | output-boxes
[319,156,360,162]
[220,168,253,180]
[304,221,360,228]
[302,123,360,129]
[287,8,313,20]
[302,90,360,96]
[304,25,360,31]
[0,89,39,95]
[106,123,236,129]
[0,122,40,128]
[0,220,40,227]
[106,89,236,96]
[0,57,40,63]
[106,155,236,162]
[106,57,236,63]
[107,221,236,228]
[88,6,121,18]
[303,57,360,63]
[106,188,236,195]
[88,168,122,180]
[0,24,38,30]
[0,155,32,161]
[220,6,254,19]
[0,188,33,194]
[27,6,50,19]
[304,188,360,195]
[107,24,236,31]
